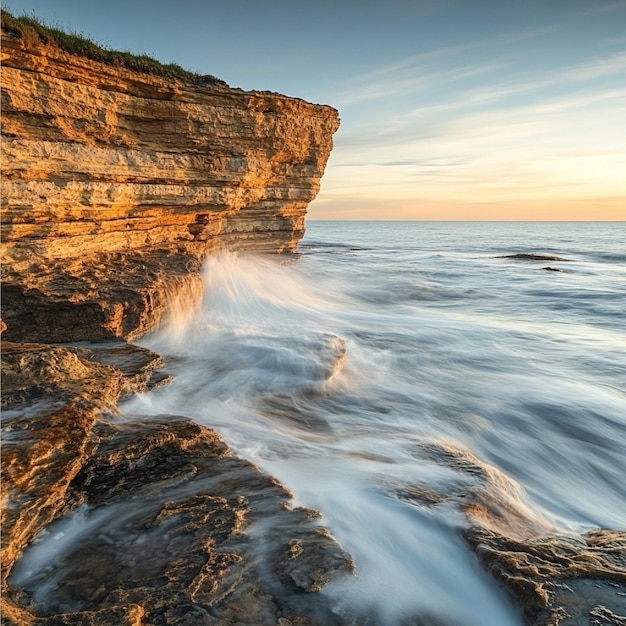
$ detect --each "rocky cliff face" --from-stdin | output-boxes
[1,22,351,625]
[3,24,625,626]
[1,28,339,342]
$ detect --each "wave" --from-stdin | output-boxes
[117,232,625,624]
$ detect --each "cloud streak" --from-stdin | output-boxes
[315,78,626,218]
[328,13,587,108]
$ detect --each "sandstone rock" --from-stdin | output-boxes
[48,420,352,624]
[0,251,204,343]
[1,26,339,343]
[1,342,354,625]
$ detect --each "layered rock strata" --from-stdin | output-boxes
[1,19,349,625]
[1,25,339,341]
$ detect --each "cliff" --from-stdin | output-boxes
[0,16,353,625]
[1,21,339,342]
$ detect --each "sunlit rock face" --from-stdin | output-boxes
[0,30,339,342]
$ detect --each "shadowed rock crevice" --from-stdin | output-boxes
[0,252,204,343]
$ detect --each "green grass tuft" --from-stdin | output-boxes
[1,9,227,86]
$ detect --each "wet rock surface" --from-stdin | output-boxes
[466,528,626,626]
[1,341,127,596]
[5,345,623,625]
[390,442,626,625]
[1,343,354,625]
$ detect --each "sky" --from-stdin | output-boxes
[4,0,626,220]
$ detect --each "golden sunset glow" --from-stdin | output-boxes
[8,0,626,221]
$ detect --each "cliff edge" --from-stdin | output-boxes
[1,16,339,342]
[1,15,353,625]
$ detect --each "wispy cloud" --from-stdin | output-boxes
[579,1,626,15]
[336,61,507,106]
[329,15,581,108]
[331,46,626,158]
[314,3,626,218]
[317,82,626,214]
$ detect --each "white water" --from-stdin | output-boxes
[121,222,626,624]
[16,222,624,624]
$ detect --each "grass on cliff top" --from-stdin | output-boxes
[1,10,228,86]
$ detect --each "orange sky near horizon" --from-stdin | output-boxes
[309,78,626,221]
[308,196,626,221]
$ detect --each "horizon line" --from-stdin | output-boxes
[305,218,626,222]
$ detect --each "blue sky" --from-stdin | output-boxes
[5,0,626,219]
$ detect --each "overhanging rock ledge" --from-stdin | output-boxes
[1,24,339,341]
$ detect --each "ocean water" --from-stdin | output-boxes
[16,221,626,624]
[135,220,626,625]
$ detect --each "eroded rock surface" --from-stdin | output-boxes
[1,342,354,625]
[1,25,339,342]
[466,528,626,626]
[1,342,151,618]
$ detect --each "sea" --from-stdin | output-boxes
[16,221,626,624]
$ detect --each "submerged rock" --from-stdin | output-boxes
[497,253,571,262]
